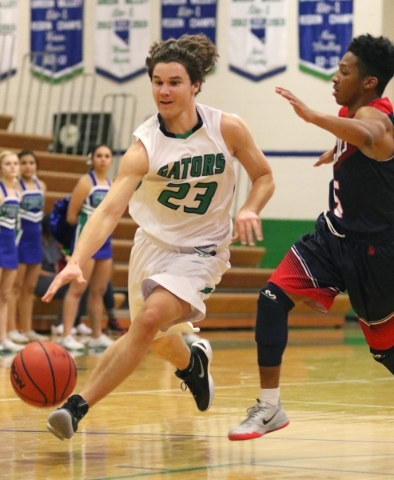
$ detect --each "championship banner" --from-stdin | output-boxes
[161,0,218,44]
[0,0,18,80]
[95,0,151,83]
[30,0,83,83]
[229,0,287,82]
[299,0,353,81]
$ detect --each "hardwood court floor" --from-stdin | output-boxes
[1,327,394,479]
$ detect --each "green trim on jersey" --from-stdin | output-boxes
[200,287,214,294]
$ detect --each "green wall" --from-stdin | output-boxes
[257,219,315,268]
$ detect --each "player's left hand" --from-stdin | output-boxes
[232,210,263,246]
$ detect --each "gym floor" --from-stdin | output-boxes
[1,327,393,480]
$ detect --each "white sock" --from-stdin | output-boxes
[260,388,280,407]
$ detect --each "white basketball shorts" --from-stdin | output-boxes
[127,229,231,338]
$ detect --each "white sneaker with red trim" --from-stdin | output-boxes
[228,399,289,441]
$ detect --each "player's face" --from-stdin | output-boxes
[332,52,365,107]
[19,154,37,179]
[151,62,200,121]
[1,154,19,180]
[92,146,112,172]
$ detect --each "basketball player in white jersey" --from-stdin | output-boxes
[44,33,275,441]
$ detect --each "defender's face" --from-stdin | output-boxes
[151,62,200,120]
[331,52,365,107]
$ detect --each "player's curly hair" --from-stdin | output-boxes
[347,34,394,96]
[145,34,219,94]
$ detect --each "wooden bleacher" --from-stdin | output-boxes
[0,130,52,151]
[0,114,351,333]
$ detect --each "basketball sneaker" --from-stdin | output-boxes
[1,338,25,352]
[51,324,77,336]
[75,323,92,335]
[61,335,85,351]
[175,339,214,412]
[47,394,89,441]
[8,330,29,344]
[228,399,290,441]
[25,330,49,342]
[86,333,114,349]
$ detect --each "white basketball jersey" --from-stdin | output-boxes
[129,103,235,247]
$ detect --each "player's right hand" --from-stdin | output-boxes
[314,149,334,166]
[42,262,86,302]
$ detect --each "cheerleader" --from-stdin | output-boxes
[59,145,115,350]
[0,151,23,352]
[7,150,47,343]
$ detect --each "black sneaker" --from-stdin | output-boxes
[175,339,214,411]
[47,394,89,440]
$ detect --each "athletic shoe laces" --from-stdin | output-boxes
[241,399,265,424]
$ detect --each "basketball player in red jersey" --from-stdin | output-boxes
[229,34,394,441]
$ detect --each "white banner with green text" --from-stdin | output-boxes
[94,0,151,83]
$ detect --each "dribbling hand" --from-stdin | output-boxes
[42,262,87,303]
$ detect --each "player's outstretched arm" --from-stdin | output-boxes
[221,113,275,246]
[42,141,148,302]
[275,87,394,160]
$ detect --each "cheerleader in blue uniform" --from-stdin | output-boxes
[7,150,47,344]
[0,151,24,352]
[60,145,115,351]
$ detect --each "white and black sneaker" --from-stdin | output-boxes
[228,399,289,441]
[175,339,214,411]
[47,394,89,441]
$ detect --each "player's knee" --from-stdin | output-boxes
[135,304,163,334]
[255,282,295,367]
[371,346,394,375]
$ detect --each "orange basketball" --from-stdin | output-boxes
[10,341,77,408]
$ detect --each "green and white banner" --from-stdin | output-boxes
[95,0,151,83]
[0,0,18,80]
[229,0,288,81]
